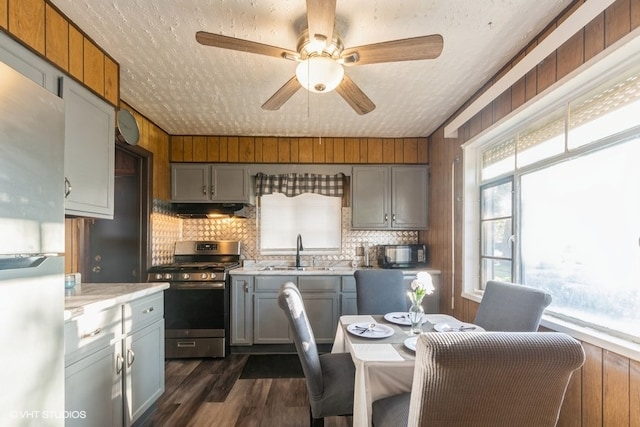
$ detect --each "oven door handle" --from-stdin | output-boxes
[169,282,226,290]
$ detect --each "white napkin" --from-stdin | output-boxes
[352,343,404,361]
[342,315,376,325]
[424,314,455,324]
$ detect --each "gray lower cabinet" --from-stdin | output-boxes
[341,276,358,315]
[298,276,341,343]
[253,276,295,344]
[65,293,164,427]
[65,339,122,426]
[231,275,253,345]
[230,272,440,345]
[232,275,343,345]
[122,293,165,426]
[65,305,122,426]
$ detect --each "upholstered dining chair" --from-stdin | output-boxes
[354,269,407,315]
[372,332,585,427]
[278,282,355,427]
[473,280,552,332]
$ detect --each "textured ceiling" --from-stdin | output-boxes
[50,0,573,138]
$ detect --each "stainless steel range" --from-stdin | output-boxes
[147,240,241,358]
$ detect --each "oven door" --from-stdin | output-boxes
[164,282,226,337]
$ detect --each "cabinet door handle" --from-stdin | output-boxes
[202,185,207,195]
[127,349,135,367]
[384,213,388,221]
[81,327,101,339]
[64,177,72,198]
[142,307,154,314]
[392,213,396,222]
[243,282,248,293]
[116,353,124,374]
[177,341,196,348]
[210,184,215,196]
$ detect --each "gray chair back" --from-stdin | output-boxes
[277,282,323,399]
[407,332,585,426]
[354,269,407,315]
[474,280,552,331]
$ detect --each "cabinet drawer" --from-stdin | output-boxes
[65,305,122,361]
[254,276,296,292]
[298,276,340,292]
[125,293,164,332]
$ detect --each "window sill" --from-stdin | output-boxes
[462,291,640,363]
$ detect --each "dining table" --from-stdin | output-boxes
[332,313,484,427]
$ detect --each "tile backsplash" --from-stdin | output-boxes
[151,199,418,266]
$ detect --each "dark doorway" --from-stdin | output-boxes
[85,144,152,283]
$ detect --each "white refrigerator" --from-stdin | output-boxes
[0,60,65,426]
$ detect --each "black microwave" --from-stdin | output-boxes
[377,244,428,269]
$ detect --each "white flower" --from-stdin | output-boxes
[409,271,434,304]
[411,272,434,294]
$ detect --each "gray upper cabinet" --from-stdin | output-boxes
[62,76,116,219]
[0,32,60,94]
[0,32,116,219]
[171,163,253,203]
[352,166,428,230]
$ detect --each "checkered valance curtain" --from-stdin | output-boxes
[255,173,345,197]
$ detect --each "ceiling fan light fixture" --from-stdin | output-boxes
[295,56,344,93]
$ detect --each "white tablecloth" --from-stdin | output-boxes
[332,314,465,427]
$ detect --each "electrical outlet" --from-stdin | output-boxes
[356,246,364,256]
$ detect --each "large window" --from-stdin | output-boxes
[468,61,640,343]
[520,138,640,339]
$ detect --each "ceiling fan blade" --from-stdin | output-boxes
[306,0,336,47]
[341,34,443,65]
[196,31,298,60]
[261,76,302,111]
[335,74,375,115]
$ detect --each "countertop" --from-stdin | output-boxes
[64,282,169,322]
[230,265,441,276]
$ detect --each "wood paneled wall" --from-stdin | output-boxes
[170,135,428,165]
[0,0,119,106]
[424,0,640,425]
[121,102,171,201]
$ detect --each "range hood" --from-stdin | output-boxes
[172,203,247,219]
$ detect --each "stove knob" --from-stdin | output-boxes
[182,273,190,280]
[210,273,217,280]
[164,273,172,280]
[200,273,208,279]
[155,273,164,280]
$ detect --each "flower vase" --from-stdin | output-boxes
[408,299,425,335]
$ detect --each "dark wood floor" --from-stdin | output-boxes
[138,354,352,427]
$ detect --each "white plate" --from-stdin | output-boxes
[404,336,418,352]
[384,312,427,326]
[433,322,484,332]
[346,322,395,339]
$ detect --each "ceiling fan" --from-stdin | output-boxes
[195,0,443,115]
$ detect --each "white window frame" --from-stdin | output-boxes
[258,192,342,256]
[462,32,640,361]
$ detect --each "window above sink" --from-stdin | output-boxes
[259,193,342,255]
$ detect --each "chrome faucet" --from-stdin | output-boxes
[295,234,304,269]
